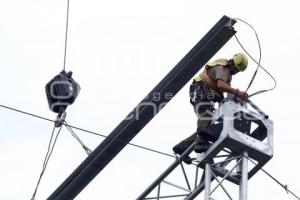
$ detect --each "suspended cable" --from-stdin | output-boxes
[63,123,176,158]
[245,156,300,200]
[0,104,175,159]
[31,124,63,200]
[64,121,176,158]
[63,0,70,71]
[4,106,300,199]
[0,104,55,123]
[233,18,277,98]
[65,121,92,155]
[233,18,262,93]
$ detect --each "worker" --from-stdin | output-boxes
[173,53,249,164]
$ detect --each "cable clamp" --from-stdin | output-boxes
[55,111,66,127]
[284,185,289,194]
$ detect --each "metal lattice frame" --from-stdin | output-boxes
[197,100,273,178]
[138,100,273,200]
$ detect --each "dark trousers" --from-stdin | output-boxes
[174,101,214,151]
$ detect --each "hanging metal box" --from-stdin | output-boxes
[45,71,80,113]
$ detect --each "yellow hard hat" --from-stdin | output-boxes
[233,53,248,72]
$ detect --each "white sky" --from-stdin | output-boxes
[0,0,299,199]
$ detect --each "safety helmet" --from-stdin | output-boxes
[233,53,248,72]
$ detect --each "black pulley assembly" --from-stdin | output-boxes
[45,70,80,115]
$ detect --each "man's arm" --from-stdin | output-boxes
[216,80,248,100]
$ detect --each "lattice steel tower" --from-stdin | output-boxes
[137,98,273,200]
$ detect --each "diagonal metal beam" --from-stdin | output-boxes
[48,15,236,200]
[145,194,189,199]
[211,170,233,200]
[162,180,191,193]
[210,158,242,195]
[180,162,192,190]
[137,142,196,200]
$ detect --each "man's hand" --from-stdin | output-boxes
[216,80,249,101]
[236,90,248,100]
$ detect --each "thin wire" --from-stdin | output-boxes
[233,18,277,98]
[0,104,55,123]
[0,104,176,159]
[245,156,300,200]
[233,18,262,93]
[63,0,70,71]
[5,106,300,199]
[63,122,176,158]
[65,121,92,155]
[31,125,55,200]
[31,125,63,200]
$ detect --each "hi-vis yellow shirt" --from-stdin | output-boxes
[193,58,231,84]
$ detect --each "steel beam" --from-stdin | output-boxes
[239,151,248,200]
[204,164,212,200]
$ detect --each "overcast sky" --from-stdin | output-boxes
[1,0,300,199]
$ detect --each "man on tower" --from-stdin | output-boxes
[173,53,249,164]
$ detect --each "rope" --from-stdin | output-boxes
[31,124,63,200]
[233,18,277,98]
[63,0,70,71]
[0,104,175,159]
